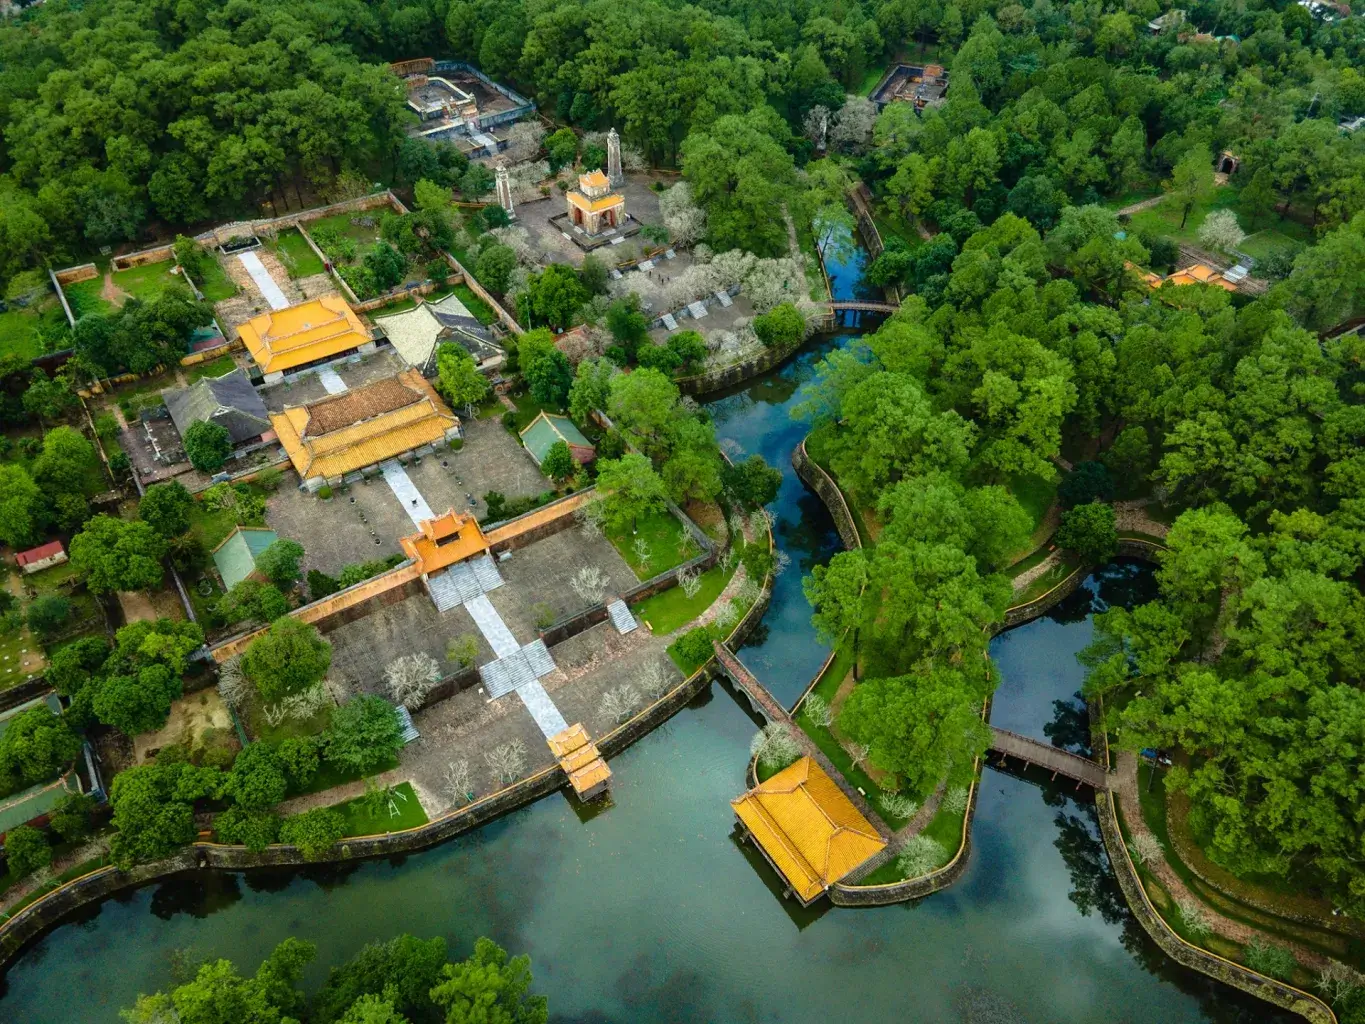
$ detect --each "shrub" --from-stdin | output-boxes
[26,595,71,635]
[279,807,346,860]
[323,695,403,777]
[3,825,51,878]
[183,420,232,473]
[317,485,333,500]
[213,805,281,851]
[276,736,320,791]
[751,302,804,349]
[896,834,947,877]
[1058,461,1113,508]
[674,627,713,666]
[1243,939,1298,982]
[308,569,341,601]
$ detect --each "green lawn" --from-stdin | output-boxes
[635,563,733,635]
[271,229,326,278]
[331,781,428,836]
[1009,551,1082,607]
[244,697,331,746]
[507,392,560,433]
[0,849,111,918]
[1005,544,1055,579]
[0,628,38,691]
[307,212,383,246]
[856,65,889,96]
[1008,471,1059,533]
[1120,187,1313,252]
[1237,228,1303,262]
[0,308,47,361]
[193,258,238,302]
[186,354,238,383]
[607,509,694,580]
[872,200,924,251]
[451,283,496,325]
[858,794,968,885]
[187,486,267,551]
[110,261,181,303]
[63,277,114,318]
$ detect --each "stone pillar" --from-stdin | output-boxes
[607,128,623,187]
[495,166,515,219]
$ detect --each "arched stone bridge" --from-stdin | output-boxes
[823,300,900,314]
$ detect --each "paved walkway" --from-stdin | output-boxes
[1116,195,1167,216]
[317,366,348,395]
[238,250,290,310]
[1011,550,1062,593]
[517,680,568,738]
[465,594,519,658]
[1113,751,1327,969]
[381,461,433,526]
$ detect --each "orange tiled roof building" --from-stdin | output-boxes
[565,169,625,236]
[732,756,887,905]
[239,295,373,381]
[399,508,489,574]
[271,368,460,489]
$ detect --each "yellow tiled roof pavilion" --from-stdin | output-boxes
[271,368,458,481]
[732,756,886,905]
[239,295,370,375]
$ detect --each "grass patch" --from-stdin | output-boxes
[1009,551,1083,607]
[1005,544,1054,579]
[506,391,560,433]
[193,258,238,302]
[804,423,876,545]
[244,697,331,747]
[295,754,400,797]
[186,354,239,383]
[271,229,326,278]
[0,307,47,361]
[872,200,925,251]
[187,485,267,551]
[1008,471,1058,533]
[794,217,831,303]
[607,509,693,580]
[1120,187,1313,252]
[451,283,496,325]
[0,628,39,690]
[63,277,114,319]
[110,261,180,303]
[331,781,428,836]
[373,296,419,315]
[635,562,735,635]
[856,65,889,96]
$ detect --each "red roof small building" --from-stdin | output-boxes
[15,540,66,574]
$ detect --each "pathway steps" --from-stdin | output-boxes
[238,250,290,310]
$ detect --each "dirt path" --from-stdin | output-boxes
[1114,500,1169,539]
[1117,195,1167,216]
[1114,751,1329,969]
[0,836,109,920]
[1011,550,1061,593]
[99,271,129,308]
[115,590,157,624]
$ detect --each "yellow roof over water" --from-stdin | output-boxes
[270,368,457,480]
[731,756,886,903]
[239,295,370,374]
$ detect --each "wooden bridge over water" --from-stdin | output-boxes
[713,643,1111,793]
[989,728,1112,790]
[824,300,899,314]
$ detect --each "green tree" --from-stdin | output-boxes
[475,244,517,294]
[606,368,679,458]
[364,242,408,292]
[49,791,96,842]
[605,296,649,359]
[1055,503,1118,563]
[183,420,232,473]
[681,108,796,255]
[751,303,805,349]
[25,595,70,635]
[44,636,109,696]
[228,743,288,811]
[218,578,289,626]
[323,696,403,777]
[567,358,616,425]
[429,937,548,1024]
[93,664,182,736]
[279,806,346,860]
[122,937,314,1024]
[243,618,332,704]
[525,264,589,331]
[0,706,81,791]
[876,473,1031,572]
[276,736,320,792]
[1165,149,1215,231]
[255,539,305,589]
[3,825,51,878]
[540,439,575,482]
[578,254,608,295]
[0,464,44,549]
[804,549,869,677]
[212,805,281,852]
[69,515,168,594]
[436,343,490,415]
[595,454,667,532]
[839,666,991,798]
[22,369,78,421]
[138,480,193,538]
[545,128,579,172]
[1058,462,1114,508]
[109,759,223,867]
[523,348,573,408]
[313,934,448,1024]
[33,425,95,496]
[723,454,782,510]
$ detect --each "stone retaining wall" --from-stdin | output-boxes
[112,245,175,271]
[675,332,808,396]
[791,440,861,550]
[1095,790,1334,1023]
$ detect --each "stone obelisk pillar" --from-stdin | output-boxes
[495,165,515,219]
[606,128,623,187]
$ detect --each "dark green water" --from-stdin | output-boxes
[0,248,1291,1022]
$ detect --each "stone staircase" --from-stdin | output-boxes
[607,599,638,635]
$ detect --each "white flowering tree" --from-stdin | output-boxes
[443,759,475,804]
[638,659,672,701]
[1197,208,1246,254]
[504,121,546,165]
[599,684,640,723]
[830,96,877,153]
[896,834,946,876]
[485,739,528,785]
[385,652,442,710]
[217,656,249,709]
[751,723,802,773]
[801,693,833,728]
[676,563,702,598]
[659,181,707,247]
[570,565,611,605]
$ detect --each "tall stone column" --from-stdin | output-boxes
[495,165,515,219]
[607,128,623,187]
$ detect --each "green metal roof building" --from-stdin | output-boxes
[518,411,596,467]
[212,526,279,591]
